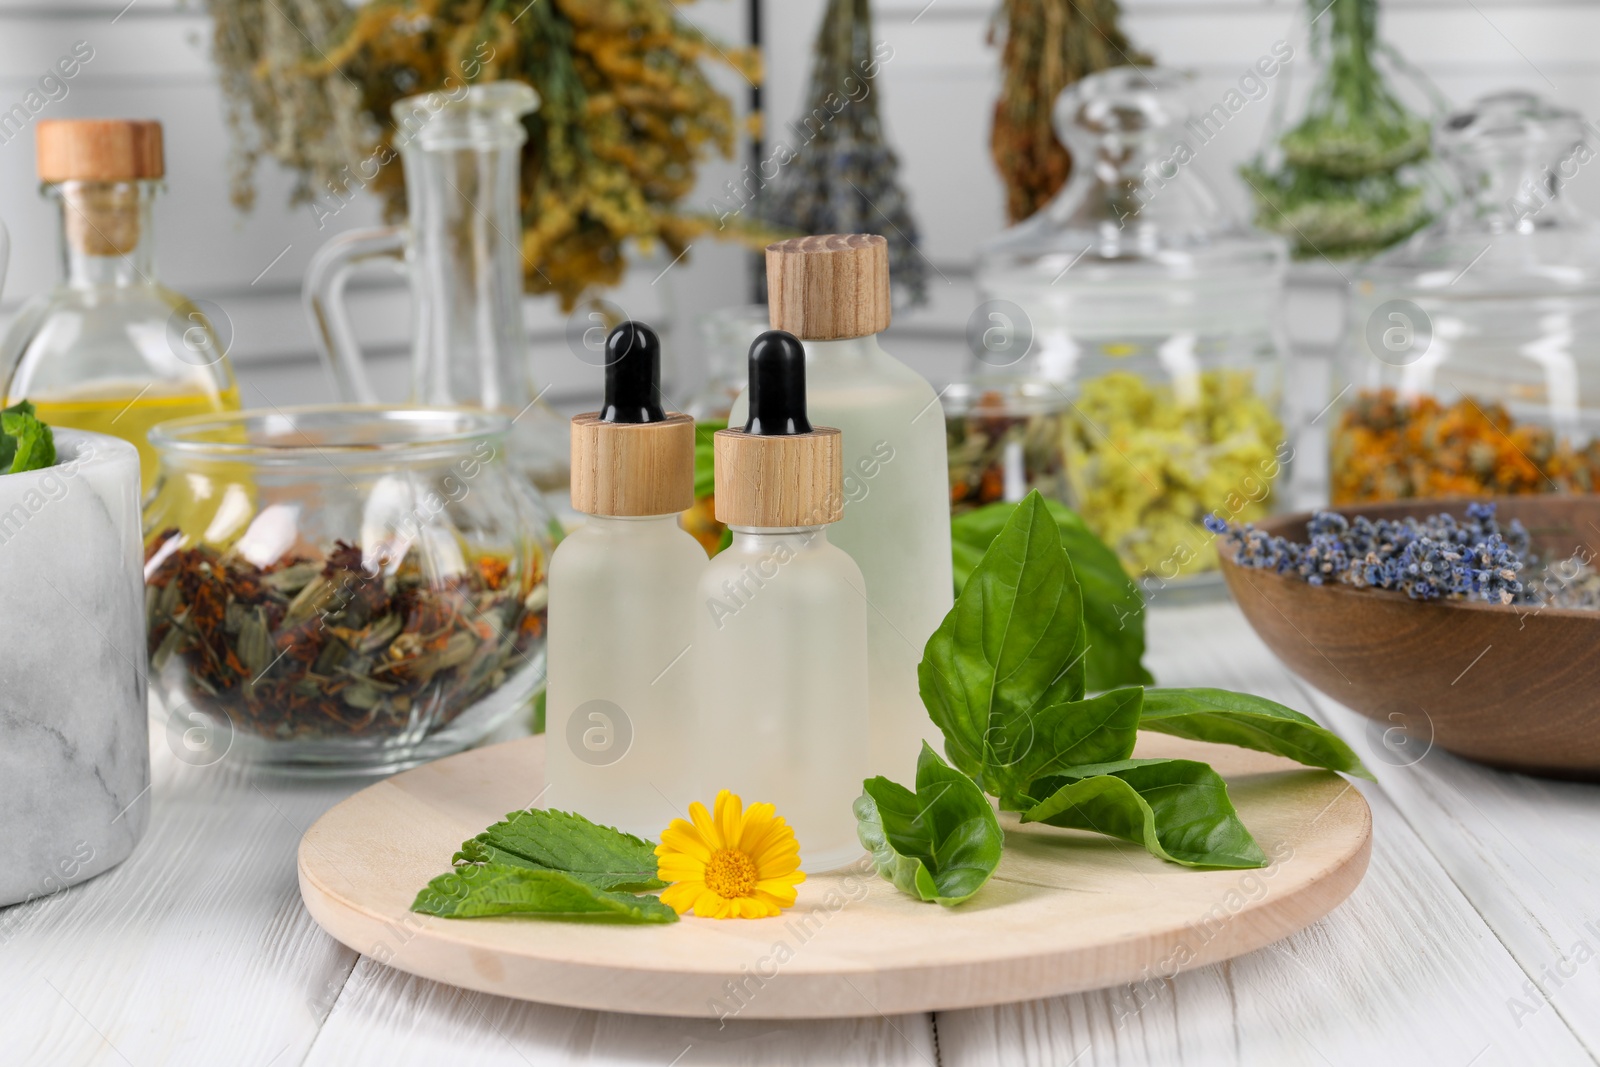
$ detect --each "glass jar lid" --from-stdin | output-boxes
[978,66,1287,284]
[1355,90,1600,298]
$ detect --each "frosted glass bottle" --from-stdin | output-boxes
[732,235,953,784]
[699,330,868,872]
[544,323,704,840]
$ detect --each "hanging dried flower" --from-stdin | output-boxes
[757,0,927,307]
[989,0,1150,224]
[1239,0,1435,259]
[204,0,766,309]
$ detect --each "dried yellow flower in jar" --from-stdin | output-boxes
[1065,370,1286,580]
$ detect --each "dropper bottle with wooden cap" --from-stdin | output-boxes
[730,234,952,786]
[0,119,240,494]
[696,330,869,873]
[545,321,706,839]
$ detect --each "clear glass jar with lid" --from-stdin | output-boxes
[0,119,239,496]
[1333,90,1600,504]
[975,67,1291,584]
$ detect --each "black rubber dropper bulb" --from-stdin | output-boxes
[743,330,812,436]
[600,321,667,424]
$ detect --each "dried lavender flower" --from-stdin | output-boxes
[1207,502,1528,605]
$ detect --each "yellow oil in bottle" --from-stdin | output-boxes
[21,383,242,494]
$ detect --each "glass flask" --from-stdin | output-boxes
[975,67,1290,585]
[305,82,570,506]
[1333,90,1600,504]
[142,407,553,775]
[1,119,239,495]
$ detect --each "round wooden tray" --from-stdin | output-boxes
[298,734,1371,1019]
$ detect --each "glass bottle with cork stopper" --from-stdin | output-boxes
[545,321,706,840]
[701,330,868,872]
[731,234,952,786]
[0,119,240,494]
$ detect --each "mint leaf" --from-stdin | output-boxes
[920,492,1087,799]
[855,743,1003,906]
[952,498,1151,691]
[1141,688,1374,781]
[995,687,1143,809]
[411,864,678,922]
[458,808,666,891]
[0,401,54,474]
[1021,758,1266,869]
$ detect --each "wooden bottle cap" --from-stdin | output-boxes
[37,120,164,182]
[713,426,843,528]
[766,234,891,340]
[570,412,695,517]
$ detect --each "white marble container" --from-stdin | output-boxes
[0,429,149,907]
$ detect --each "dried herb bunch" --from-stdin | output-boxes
[1240,0,1433,258]
[989,0,1150,224]
[760,0,927,306]
[146,534,545,741]
[206,0,761,309]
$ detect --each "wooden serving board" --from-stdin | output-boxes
[298,734,1371,1019]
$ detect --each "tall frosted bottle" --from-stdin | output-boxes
[732,235,953,782]
[699,330,869,871]
[544,323,705,839]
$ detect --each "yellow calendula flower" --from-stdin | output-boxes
[655,791,805,919]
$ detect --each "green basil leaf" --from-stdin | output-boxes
[921,492,1086,798]
[1022,758,1266,869]
[411,863,678,922]
[1,405,54,475]
[855,742,1003,906]
[459,808,666,891]
[951,497,1151,691]
[993,686,1143,809]
[1141,688,1374,781]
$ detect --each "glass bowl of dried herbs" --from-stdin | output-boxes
[142,406,552,774]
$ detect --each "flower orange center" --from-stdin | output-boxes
[704,848,758,899]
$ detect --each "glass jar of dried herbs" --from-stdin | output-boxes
[944,378,1072,514]
[142,407,552,774]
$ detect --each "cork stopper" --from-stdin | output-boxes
[37,120,164,182]
[569,322,695,516]
[714,331,844,528]
[766,234,891,340]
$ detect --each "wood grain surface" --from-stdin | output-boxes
[297,733,1371,1019]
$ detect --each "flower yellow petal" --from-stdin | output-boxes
[714,790,744,851]
[754,880,800,907]
[695,888,732,919]
[751,837,801,872]
[658,822,712,863]
[736,801,778,852]
[659,881,703,915]
[689,800,723,851]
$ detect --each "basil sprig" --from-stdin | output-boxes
[859,492,1370,906]
[855,743,1004,907]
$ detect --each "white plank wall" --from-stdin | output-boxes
[5,1,1600,408]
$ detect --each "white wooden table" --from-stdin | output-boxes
[4,600,1598,1067]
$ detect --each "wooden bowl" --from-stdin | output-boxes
[1218,496,1600,779]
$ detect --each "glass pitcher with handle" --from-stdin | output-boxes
[304,81,569,501]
